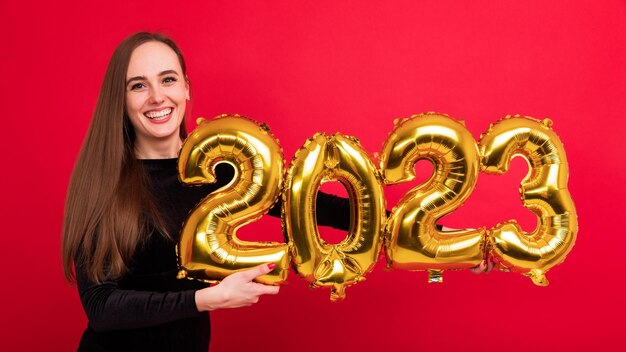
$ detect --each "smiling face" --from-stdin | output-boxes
[125,41,189,158]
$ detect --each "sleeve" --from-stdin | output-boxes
[268,193,442,231]
[75,263,203,332]
[267,192,351,231]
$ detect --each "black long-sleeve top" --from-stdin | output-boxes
[76,158,350,351]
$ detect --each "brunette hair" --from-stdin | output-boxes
[62,32,189,284]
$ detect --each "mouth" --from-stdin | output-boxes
[144,107,173,121]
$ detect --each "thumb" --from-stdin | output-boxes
[238,263,276,282]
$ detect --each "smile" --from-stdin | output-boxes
[144,108,173,120]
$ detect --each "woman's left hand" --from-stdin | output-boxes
[470,256,500,274]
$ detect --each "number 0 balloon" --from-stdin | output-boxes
[283,133,386,301]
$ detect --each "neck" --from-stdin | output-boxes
[134,135,182,159]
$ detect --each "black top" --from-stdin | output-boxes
[76,158,350,351]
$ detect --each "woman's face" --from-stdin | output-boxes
[125,41,189,156]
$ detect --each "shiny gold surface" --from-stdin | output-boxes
[176,114,289,285]
[380,113,486,281]
[174,113,577,290]
[283,133,386,301]
[479,115,578,286]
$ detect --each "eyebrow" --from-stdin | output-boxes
[126,70,180,85]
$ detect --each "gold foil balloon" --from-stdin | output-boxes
[176,114,289,285]
[380,113,486,283]
[478,115,577,286]
[283,133,386,301]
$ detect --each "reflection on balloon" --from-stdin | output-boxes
[380,112,486,283]
[478,115,578,286]
[283,133,386,301]
[176,114,289,285]
[174,112,578,294]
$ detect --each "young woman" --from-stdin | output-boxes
[62,32,351,351]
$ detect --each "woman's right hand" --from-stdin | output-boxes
[195,263,280,312]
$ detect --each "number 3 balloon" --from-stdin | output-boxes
[479,115,578,286]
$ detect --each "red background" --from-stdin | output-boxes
[2,1,625,351]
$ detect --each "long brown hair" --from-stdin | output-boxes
[62,32,189,284]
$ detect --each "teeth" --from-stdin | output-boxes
[145,108,172,119]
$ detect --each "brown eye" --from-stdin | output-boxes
[130,82,146,91]
[163,76,178,84]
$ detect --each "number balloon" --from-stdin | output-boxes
[175,112,578,293]
[176,115,289,285]
[380,113,486,283]
[283,133,386,301]
[478,115,577,285]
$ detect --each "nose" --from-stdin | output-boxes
[148,86,165,104]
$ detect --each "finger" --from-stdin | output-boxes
[238,263,276,282]
[248,282,280,296]
[259,284,280,296]
[470,260,486,274]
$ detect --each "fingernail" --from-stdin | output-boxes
[267,263,276,270]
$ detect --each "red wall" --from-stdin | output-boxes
[2,1,625,351]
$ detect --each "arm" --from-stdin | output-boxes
[268,192,352,230]
[76,266,201,332]
[77,263,279,331]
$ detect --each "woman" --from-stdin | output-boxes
[62,32,351,351]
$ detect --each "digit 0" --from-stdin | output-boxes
[283,133,386,301]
